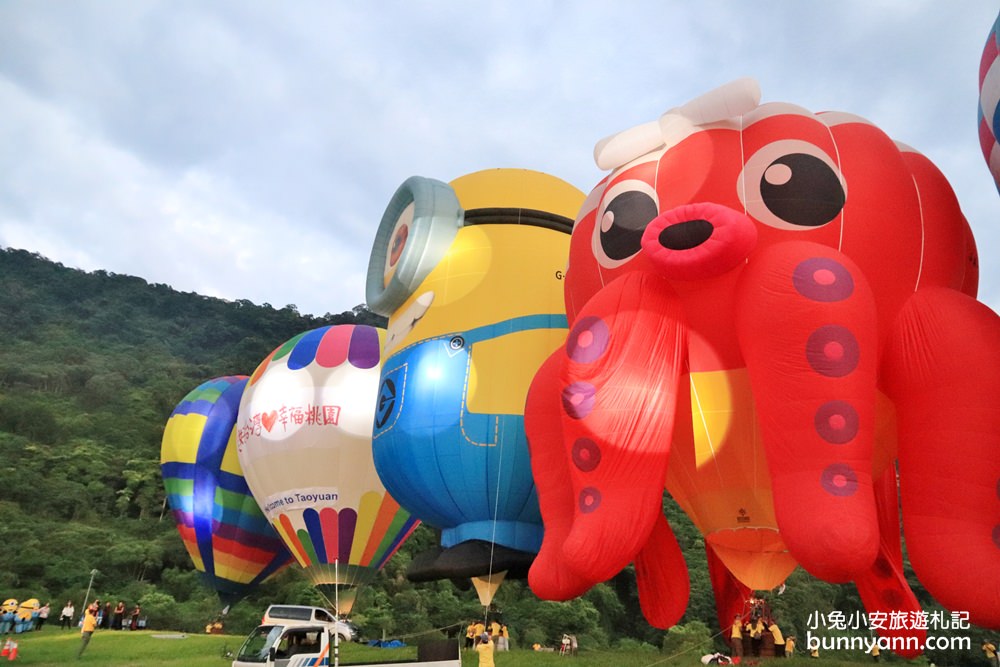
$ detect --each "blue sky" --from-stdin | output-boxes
[2,1,999,315]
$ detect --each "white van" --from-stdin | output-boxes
[260,605,358,643]
[231,623,461,667]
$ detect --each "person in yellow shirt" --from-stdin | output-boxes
[785,636,796,657]
[729,614,744,659]
[489,619,501,639]
[746,617,765,657]
[473,620,486,644]
[77,606,98,659]
[465,622,476,649]
[475,632,495,667]
[869,641,881,662]
[767,619,785,657]
[983,639,999,667]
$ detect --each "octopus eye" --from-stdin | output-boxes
[594,179,659,267]
[739,140,847,231]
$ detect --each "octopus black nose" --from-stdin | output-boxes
[658,219,714,250]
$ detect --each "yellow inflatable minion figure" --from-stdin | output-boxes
[0,599,16,634]
[366,169,583,585]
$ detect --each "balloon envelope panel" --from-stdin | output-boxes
[161,376,290,604]
[237,325,417,608]
[372,215,572,555]
[980,10,1000,193]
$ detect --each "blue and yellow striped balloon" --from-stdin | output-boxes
[161,376,291,605]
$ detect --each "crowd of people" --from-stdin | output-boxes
[58,599,144,632]
[464,617,511,666]
[728,595,794,660]
[75,599,144,659]
[0,596,149,660]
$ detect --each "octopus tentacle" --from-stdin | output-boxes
[705,543,752,636]
[736,241,879,582]
[854,465,924,659]
[557,271,688,583]
[525,350,593,600]
[883,287,1000,630]
[635,512,690,629]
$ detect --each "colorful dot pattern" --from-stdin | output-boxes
[560,314,615,515]
[792,257,862,498]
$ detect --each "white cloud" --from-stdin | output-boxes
[1,0,998,316]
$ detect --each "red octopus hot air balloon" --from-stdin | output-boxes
[526,80,1000,646]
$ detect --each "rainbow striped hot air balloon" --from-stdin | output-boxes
[236,324,418,615]
[161,376,291,606]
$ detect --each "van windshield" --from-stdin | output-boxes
[235,625,283,663]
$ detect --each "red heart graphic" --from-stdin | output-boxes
[261,411,278,432]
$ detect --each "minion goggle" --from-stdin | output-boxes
[365,175,575,317]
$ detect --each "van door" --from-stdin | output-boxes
[271,627,327,667]
[312,608,335,623]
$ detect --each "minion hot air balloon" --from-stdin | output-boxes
[161,376,291,607]
[236,324,418,615]
[365,169,584,604]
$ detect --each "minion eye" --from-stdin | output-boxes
[383,203,414,287]
[366,177,462,316]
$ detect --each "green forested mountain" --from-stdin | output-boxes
[0,247,978,663]
[0,246,382,628]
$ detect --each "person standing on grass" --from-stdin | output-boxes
[129,604,141,630]
[730,614,743,659]
[475,632,495,667]
[76,605,97,659]
[983,638,999,667]
[59,601,75,630]
[36,602,50,630]
[112,600,126,630]
[497,623,509,651]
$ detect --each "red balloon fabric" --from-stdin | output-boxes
[526,80,1000,634]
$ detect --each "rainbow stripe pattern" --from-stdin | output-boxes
[249,325,382,386]
[161,376,291,603]
[273,491,418,575]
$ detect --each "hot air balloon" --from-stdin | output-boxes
[161,376,291,606]
[980,9,1000,193]
[236,324,417,615]
[526,79,1000,642]
[364,169,584,605]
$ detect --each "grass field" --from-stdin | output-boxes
[0,628,890,667]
